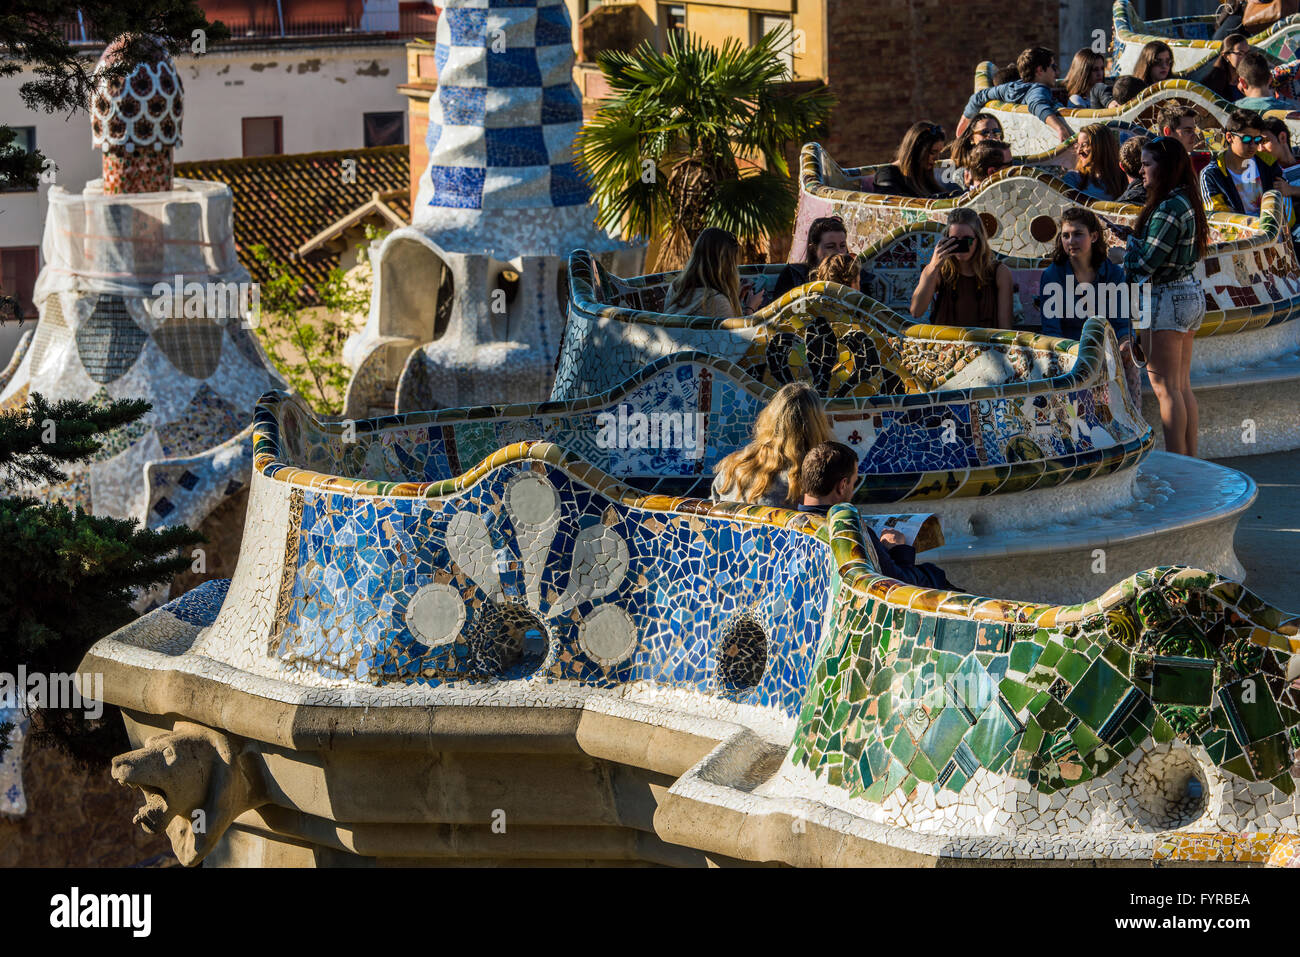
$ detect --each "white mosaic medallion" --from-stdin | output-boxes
[506,471,560,526]
[405,582,466,647]
[576,603,637,667]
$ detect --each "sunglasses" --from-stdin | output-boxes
[1228,132,1265,143]
[974,125,1003,137]
[927,124,946,139]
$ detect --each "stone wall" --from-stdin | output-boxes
[824,0,1060,166]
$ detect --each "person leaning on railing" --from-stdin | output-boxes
[1234,49,1300,113]
[771,216,848,300]
[872,121,957,199]
[1118,135,1151,205]
[1201,33,1249,102]
[956,47,1073,144]
[1063,124,1128,200]
[1063,48,1106,108]
[664,227,763,318]
[1200,108,1300,219]
[1154,103,1212,175]
[961,140,1012,192]
[711,382,833,507]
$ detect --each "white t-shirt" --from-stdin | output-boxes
[1229,161,1263,216]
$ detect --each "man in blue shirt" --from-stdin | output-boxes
[957,46,1073,143]
[1234,50,1300,113]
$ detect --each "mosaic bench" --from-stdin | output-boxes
[555,251,1256,602]
[81,428,1300,865]
[795,142,1290,260]
[1113,0,1300,74]
[968,61,1300,157]
[855,211,1300,456]
[558,249,1114,399]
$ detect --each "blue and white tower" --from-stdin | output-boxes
[345,0,643,415]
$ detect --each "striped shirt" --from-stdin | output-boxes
[1122,188,1200,286]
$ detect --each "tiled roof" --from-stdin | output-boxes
[176,145,410,303]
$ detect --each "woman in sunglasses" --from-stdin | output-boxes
[1199,109,1297,217]
[949,113,1004,172]
[1134,41,1175,87]
[873,121,954,198]
[1124,136,1209,457]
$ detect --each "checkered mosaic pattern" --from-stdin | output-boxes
[425,0,589,210]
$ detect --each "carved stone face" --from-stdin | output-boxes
[111,721,256,867]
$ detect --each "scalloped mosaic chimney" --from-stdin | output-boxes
[90,35,183,194]
[0,36,282,596]
[344,0,644,416]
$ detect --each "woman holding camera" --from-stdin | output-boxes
[910,208,1013,328]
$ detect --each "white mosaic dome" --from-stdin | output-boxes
[90,35,184,154]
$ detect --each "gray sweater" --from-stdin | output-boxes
[710,471,792,507]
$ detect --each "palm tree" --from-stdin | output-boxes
[576,28,835,271]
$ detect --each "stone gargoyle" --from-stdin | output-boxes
[111,721,264,866]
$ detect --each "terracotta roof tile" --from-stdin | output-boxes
[175,145,410,304]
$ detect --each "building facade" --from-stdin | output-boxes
[0,0,432,362]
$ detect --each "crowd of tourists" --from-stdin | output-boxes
[684,24,1300,558]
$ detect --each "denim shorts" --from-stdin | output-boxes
[1148,277,1204,334]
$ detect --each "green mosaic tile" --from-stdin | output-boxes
[1000,678,1037,713]
[890,729,917,765]
[1037,642,1064,669]
[918,706,969,768]
[1150,655,1217,707]
[1034,697,1073,731]
[1245,732,1291,780]
[965,696,1022,766]
[1062,658,1131,730]
[910,749,938,783]
[933,617,978,655]
[1220,674,1286,745]
[1056,650,1090,685]
[947,655,990,714]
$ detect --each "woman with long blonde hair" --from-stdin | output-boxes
[711,381,834,506]
[910,207,1013,329]
[664,227,762,317]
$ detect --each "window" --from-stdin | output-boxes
[241,116,283,157]
[755,14,794,78]
[0,247,40,319]
[659,4,685,51]
[364,111,406,148]
[0,127,37,193]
